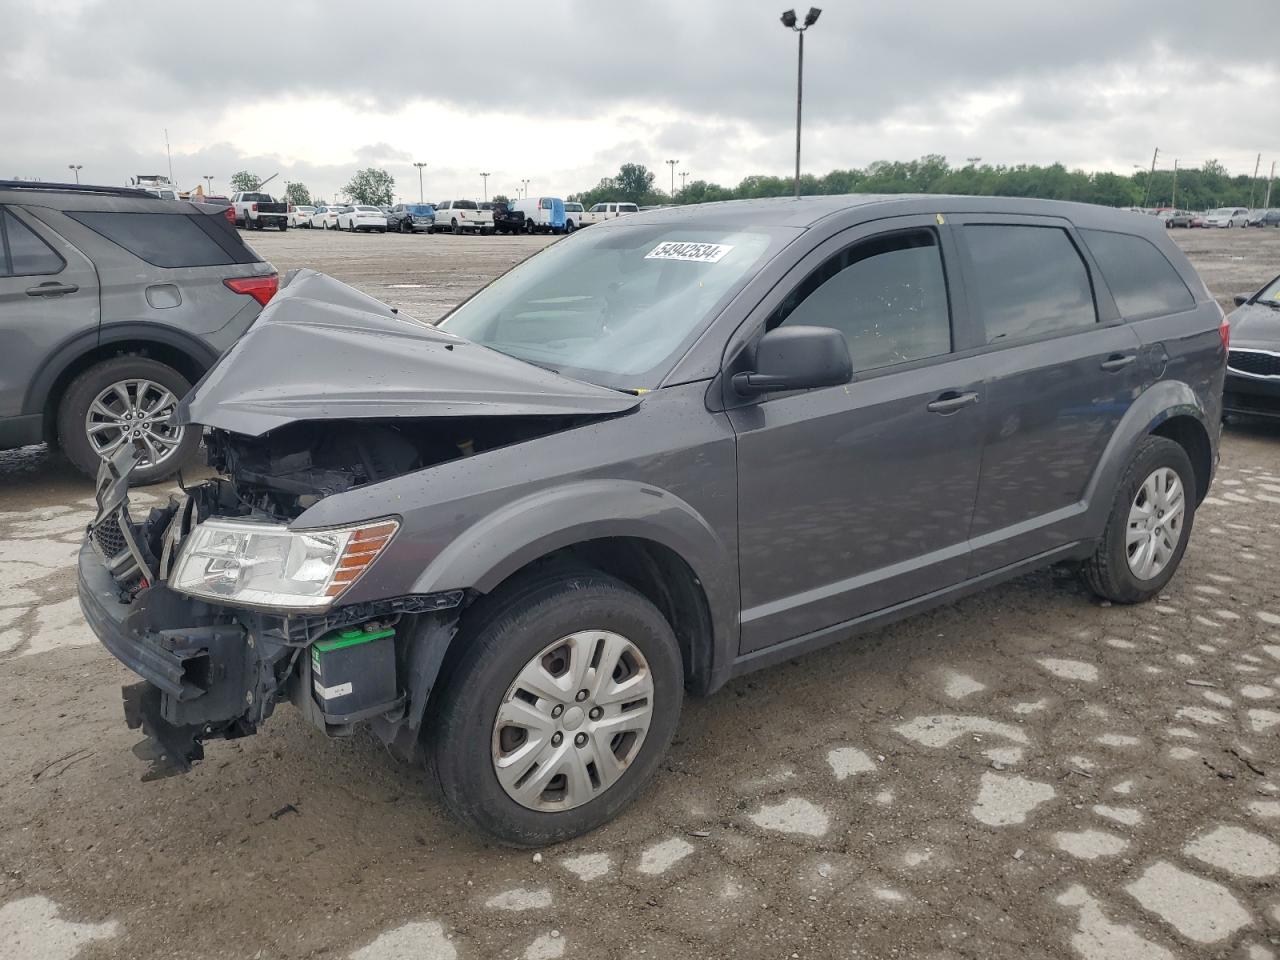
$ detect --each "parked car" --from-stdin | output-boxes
[563,202,585,232]
[580,201,639,225]
[310,206,342,230]
[435,200,493,235]
[336,205,388,233]
[0,179,278,483]
[194,195,235,226]
[1248,209,1280,228]
[1203,207,1250,228]
[1189,213,1206,228]
[1160,209,1191,228]
[232,191,288,231]
[387,203,435,233]
[490,201,524,235]
[512,197,567,234]
[1223,273,1280,419]
[288,204,316,228]
[78,195,1225,846]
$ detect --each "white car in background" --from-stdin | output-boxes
[310,206,342,230]
[1203,207,1250,228]
[337,205,388,233]
[288,205,316,228]
[563,201,585,232]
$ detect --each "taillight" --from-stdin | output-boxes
[224,274,279,306]
[251,202,258,212]
[1220,314,1230,353]
[223,207,235,224]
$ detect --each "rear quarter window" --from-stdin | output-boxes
[1,209,65,276]
[68,211,259,268]
[1079,228,1195,318]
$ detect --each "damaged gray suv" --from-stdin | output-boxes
[78,196,1226,845]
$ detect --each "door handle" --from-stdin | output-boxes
[26,282,79,297]
[926,391,980,414]
[1099,354,1136,372]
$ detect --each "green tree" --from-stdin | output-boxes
[343,167,396,206]
[230,170,261,193]
[492,194,511,205]
[284,182,312,206]
[614,163,656,202]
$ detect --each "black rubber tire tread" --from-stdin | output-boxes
[426,566,683,846]
[1082,435,1196,603]
[57,355,199,485]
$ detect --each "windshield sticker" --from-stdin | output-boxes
[645,241,734,263]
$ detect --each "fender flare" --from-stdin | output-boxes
[23,322,219,417]
[410,479,740,690]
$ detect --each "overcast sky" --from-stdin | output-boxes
[4,0,1275,203]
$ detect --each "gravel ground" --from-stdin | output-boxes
[2,225,1279,960]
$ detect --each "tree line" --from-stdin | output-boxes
[572,156,1276,210]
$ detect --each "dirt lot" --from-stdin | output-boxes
[2,225,1279,960]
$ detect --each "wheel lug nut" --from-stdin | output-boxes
[551,732,562,746]
[589,706,603,720]
[551,704,564,718]
[574,733,587,747]
[575,690,588,702]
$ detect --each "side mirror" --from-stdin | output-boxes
[732,325,852,397]
[1233,294,1250,306]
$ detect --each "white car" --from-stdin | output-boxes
[1203,207,1250,228]
[563,201,585,232]
[288,205,316,228]
[310,206,341,230]
[337,205,388,233]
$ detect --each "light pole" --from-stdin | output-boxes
[413,162,427,203]
[521,178,530,198]
[680,170,689,193]
[67,164,82,184]
[781,7,821,199]
[666,159,679,198]
[203,175,214,195]
[480,172,489,202]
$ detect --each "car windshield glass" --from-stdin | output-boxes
[1258,275,1280,304]
[1209,208,1232,216]
[356,206,380,212]
[242,193,271,202]
[455,200,478,210]
[409,204,433,215]
[439,224,793,390]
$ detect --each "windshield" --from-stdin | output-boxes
[356,205,380,212]
[1209,208,1233,216]
[455,200,478,210]
[409,204,434,215]
[1258,275,1280,305]
[242,193,271,202]
[439,224,792,390]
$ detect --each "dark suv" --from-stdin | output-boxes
[0,181,277,483]
[78,195,1224,845]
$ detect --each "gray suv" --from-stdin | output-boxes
[78,195,1225,845]
[0,181,277,483]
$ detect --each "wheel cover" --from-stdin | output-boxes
[1125,466,1185,580]
[85,378,184,468]
[491,630,654,812]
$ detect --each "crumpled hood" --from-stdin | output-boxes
[176,269,641,436]
[1227,300,1280,351]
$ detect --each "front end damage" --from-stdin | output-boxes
[76,269,642,779]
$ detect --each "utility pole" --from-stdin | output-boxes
[67,164,82,184]
[1142,147,1159,208]
[1265,160,1276,209]
[413,162,427,203]
[666,159,679,198]
[1249,153,1262,209]
[164,128,174,185]
[480,172,489,202]
[203,175,214,194]
[1171,158,1178,209]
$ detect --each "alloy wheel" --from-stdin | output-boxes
[84,378,185,468]
[1126,466,1185,580]
[491,630,654,812]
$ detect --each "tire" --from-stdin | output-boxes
[1082,435,1196,604]
[400,219,412,234]
[428,568,684,846]
[565,220,576,233]
[1228,220,1234,228]
[279,221,287,231]
[56,356,199,485]
[451,219,460,235]
[426,224,436,235]
[525,219,535,235]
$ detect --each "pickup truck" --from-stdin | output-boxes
[434,200,493,235]
[232,192,288,231]
[578,201,639,226]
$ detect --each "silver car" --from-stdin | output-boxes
[0,180,277,483]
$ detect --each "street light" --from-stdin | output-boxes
[413,162,427,203]
[666,159,679,198]
[680,170,689,193]
[67,164,82,184]
[780,7,821,199]
[521,178,530,198]
[203,175,214,194]
[480,172,489,202]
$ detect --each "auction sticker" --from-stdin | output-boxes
[645,241,734,263]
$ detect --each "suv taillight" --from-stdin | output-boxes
[1220,314,1230,353]
[224,274,279,306]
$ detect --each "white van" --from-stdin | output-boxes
[512,197,567,234]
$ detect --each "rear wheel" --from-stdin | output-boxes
[451,219,460,235]
[1082,436,1196,603]
[57,355,199,485]
[428,569,683,846]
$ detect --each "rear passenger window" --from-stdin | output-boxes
[1,209,65,276]
[964,225,1096,343]
[68,212,250,268]
[770,229,951,373]
[1079,228,1194,318]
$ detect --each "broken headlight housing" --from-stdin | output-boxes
[169,517,398,610]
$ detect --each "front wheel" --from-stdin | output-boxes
[428,569,684,846]
[1082,435,1196,603]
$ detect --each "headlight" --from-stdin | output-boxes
[169,518,398,610]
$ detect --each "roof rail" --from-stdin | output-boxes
[0,180,155,198]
